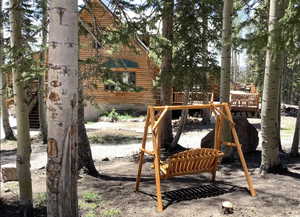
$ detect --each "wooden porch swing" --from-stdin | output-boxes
[135,103,256,211]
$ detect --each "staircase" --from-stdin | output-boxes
[29,101,40,129]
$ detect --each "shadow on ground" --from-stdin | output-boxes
[139,182,245,209]
[0,200,46,217]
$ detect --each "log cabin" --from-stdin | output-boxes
[79,0,159,121]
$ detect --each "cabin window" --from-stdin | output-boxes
[103,71,137,92]
[102,58,139,68]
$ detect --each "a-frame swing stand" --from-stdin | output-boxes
[135,103,256,211]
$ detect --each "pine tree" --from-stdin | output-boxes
[160,0,174,152]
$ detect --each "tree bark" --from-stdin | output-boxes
[290,101,300,157]
[38,0,48,144]
[220,0,233,103]
[0,0,15,141]
[220,0,233,160]
[170,90,189,149]
[47,0,79,216]
[9,0,33,215]
[78,66,99,177]
[160,0,174,151]
[1,76,16,140]
[200,10,211,125]
[260,0,286,173]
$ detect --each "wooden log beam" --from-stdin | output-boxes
[153,107,168,130]
[152,103,227,111]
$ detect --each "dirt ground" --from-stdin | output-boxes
[1,116,300,217]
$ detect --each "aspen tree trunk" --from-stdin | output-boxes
[290,101,300,157]
[1,76,16,140]
[78,68,99,176]
[275,2,288,152]
[10,0,33,215]
[260,0,286,173]
[201,10,211,125]
[220,0,233,103]
[0,0,15,141]
[160,0,174,151]
[220,0,233,160]
[38,0,48,144]
[47,0,79,216]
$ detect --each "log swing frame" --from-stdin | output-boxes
[135,103,256,211]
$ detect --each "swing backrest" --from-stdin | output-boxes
[161,148,224,178]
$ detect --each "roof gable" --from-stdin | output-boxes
[80,0,149,53]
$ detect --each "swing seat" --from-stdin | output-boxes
[159,148,224,179]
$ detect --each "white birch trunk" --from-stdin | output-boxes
[220,0,233,103]
[260,0,286,173]
[1,0,15,141]
[290,102,300,157]
[220,0,233,159]
[10,0,33,215]
[46,0,79,216]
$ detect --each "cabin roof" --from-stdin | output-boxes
[80,0,149,53]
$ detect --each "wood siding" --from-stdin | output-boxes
[80,0,158,106]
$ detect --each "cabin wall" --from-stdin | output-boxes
[79,4,158,121]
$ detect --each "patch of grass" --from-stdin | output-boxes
[34,192,47,207]
[82,192,102,203]
[102,209,121,217]
[100,109,145,122]
[79,200,98,210]
[83,210,98,217]
[88,134,140,144]
[80,192,103,216]
[79,192,121,217]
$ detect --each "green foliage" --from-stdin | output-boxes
[106,109,119,122]
[1,0,46,92]
[83,211,97,217]
[82,192,103,203]
[102,209,121,217]
[79,192,121,217]
[115,0,222,92]
[80,192,103,216]
[33,192,47,208]
[172,0,222,91]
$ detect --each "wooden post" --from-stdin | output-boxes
[151,108,164,211]
[135,108,150,191]
[212,107,224,181]
[224,104,256,196]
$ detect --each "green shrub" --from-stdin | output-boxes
[34,192,47,207]
[102,209,121,217]
[107,109,119,122]
[82,192,102,203]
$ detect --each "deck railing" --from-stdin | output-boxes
[230,92,260,112]
[173,91,214,105]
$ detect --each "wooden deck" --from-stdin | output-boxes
[173,91,214,105]
[230,92,260,114]
[172,91,260,116]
